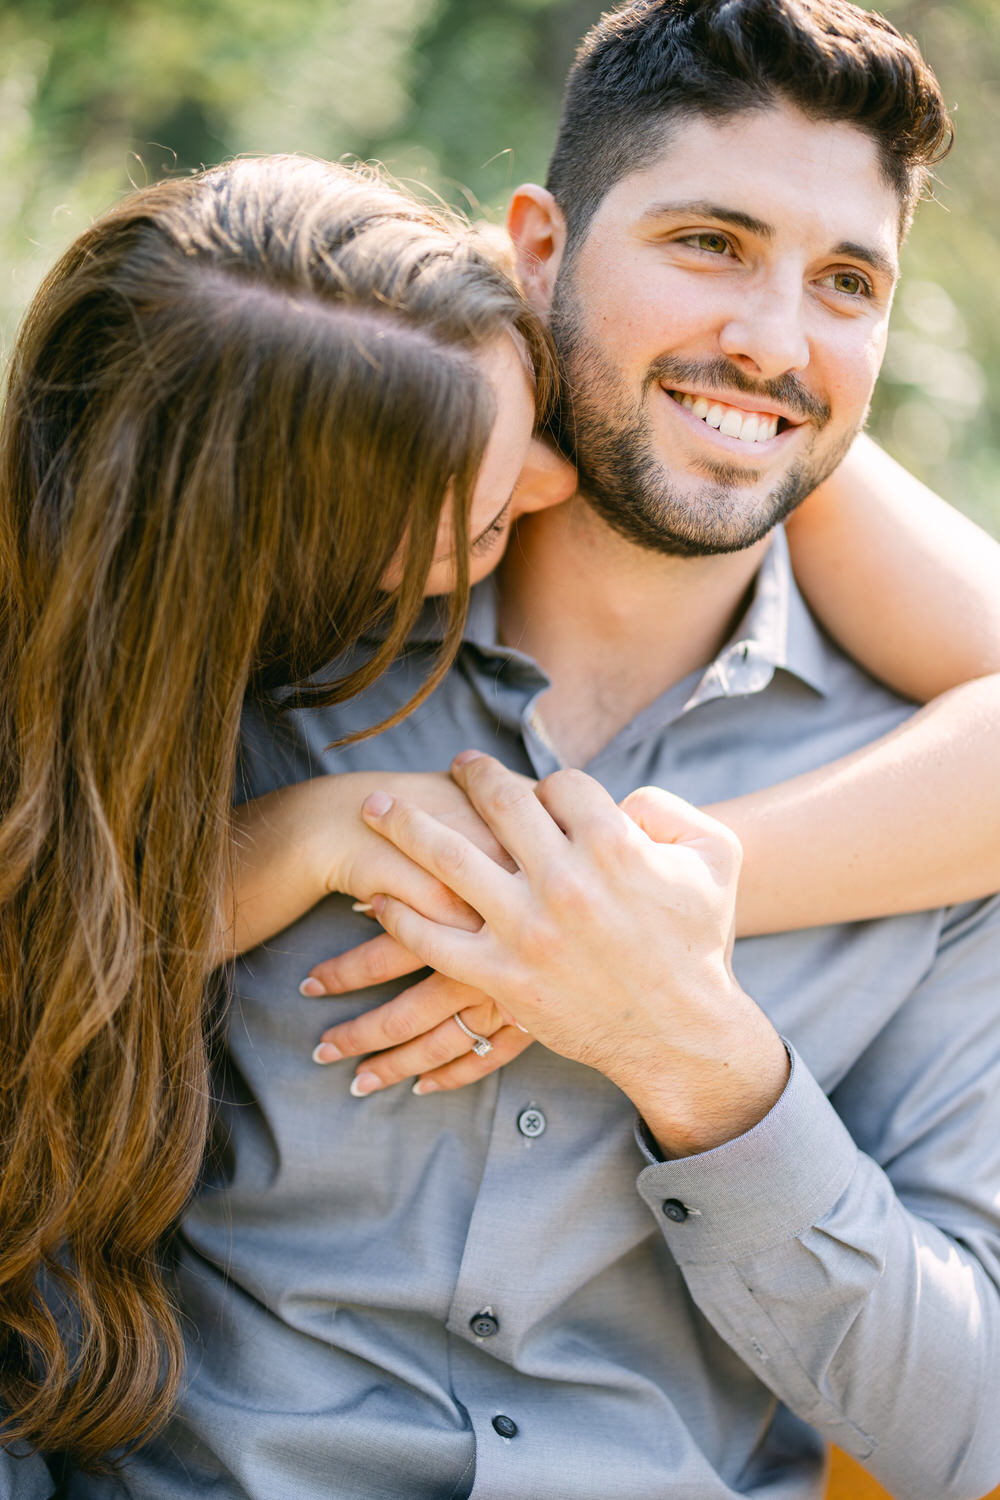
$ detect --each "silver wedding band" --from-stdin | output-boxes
[452,1012,493,1057]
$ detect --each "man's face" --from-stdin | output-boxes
[530,102,901,555]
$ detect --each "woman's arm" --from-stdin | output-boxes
[715,434,1000,935]
[710,677,1000,934]
[223,770,508,960]
[785,433,1000,697]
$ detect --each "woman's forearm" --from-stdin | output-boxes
[709,674,1000,936]
[786,435,1000,699]
[222,776,368,961]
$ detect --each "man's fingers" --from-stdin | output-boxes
[532,766,621,840]
[618,785,743,881]
[301,933,424,997]
[362,791,510,917]
[367,893,485,991]
[348,844,481,930]
[449,753,566,871]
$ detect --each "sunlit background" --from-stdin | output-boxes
[1,0,997,534]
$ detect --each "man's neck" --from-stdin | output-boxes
[497,496,770,767]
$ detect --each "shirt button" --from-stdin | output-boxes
[492,1415,518,1439]
[517,1107,546,1138]
[470,1312,499,1338]
[661,1198,688,1223]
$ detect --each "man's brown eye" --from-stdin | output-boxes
[833,272,865,296]
[697,233,729,253]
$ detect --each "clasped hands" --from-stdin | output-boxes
[305,753,790,1158]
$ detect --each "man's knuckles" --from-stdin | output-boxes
[420,877,478,927]
[477,772,536,819]
[535,864,590,918]
[576,809,640,865]
[535,766,606,820]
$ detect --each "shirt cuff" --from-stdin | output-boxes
[634,1042,859,1263]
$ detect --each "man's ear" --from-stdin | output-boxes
[506,185,567,316]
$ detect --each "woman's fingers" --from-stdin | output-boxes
[411,1026,533,1095]
[311,971,521,1095]
[314,971,479,1058]
[301,932,425,997]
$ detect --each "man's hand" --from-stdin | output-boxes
[356,753,789,1157]
[329,770,516,914]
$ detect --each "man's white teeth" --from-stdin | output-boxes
[676,392,780,443]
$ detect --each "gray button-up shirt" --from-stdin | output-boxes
[45,532,1000,1500]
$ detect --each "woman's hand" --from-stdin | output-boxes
[330,769,516,910]
[348,752,787,1158]
[300,756,740,1103]
[227,768,521,958]
[310,964,534,1096]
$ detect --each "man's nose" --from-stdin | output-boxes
[717,272,810,380]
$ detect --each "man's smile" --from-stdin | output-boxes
[662,385,806,450]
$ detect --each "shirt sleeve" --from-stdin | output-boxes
[635,895,1000,1500]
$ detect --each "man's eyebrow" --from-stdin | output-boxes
[638,200,775,238]
[832,240,898,282]
[639,204,898,281]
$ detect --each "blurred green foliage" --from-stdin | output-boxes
[1,0,997,531]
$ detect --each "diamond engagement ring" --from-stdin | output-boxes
[452,1012,493,1057]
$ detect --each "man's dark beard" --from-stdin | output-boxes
[548,272,856,557]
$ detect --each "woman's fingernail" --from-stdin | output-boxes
[350,1071,382,1097]
[299,977,326,996]
[312,1042,342,1064]
[452,749,485,767]
[369,894,386,916]
[411,1079,440,1096]
[362,790,393,818]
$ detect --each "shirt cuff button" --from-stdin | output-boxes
[661,1198,688,1223]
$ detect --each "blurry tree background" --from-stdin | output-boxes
[1,0,997,533]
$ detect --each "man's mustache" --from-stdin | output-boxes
[643,355,831,427]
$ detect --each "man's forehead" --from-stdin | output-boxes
[589,103,902,266]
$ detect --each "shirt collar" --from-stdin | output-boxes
[379,527,832,701]
[682,528,831,711]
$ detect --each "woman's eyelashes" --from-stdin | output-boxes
[471,499,512,555]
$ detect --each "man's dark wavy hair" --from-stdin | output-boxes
[546,0,953,248]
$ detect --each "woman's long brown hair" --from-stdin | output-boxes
[0,155,553,1466]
